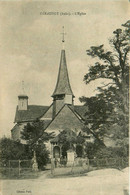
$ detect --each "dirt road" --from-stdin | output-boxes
[1,168,128,195]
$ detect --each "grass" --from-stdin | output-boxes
[0,168,41,180]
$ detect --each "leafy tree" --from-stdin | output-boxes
[35,145,50,170]
[57,129,85,157]
[80,21,129,152]
[58,129,77,147]
[21,120,54,169]
[57,129,77,157]
[84,141,102,159]
[0,137,31,167]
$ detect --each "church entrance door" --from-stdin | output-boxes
[53,146,60,159]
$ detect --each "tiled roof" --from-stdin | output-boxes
[52,50,74,97]
[74,105,88,120]
[14,104,88,123]
[44,120,52,129]
[14,105,49,123]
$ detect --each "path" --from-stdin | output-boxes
[0,168,129,195]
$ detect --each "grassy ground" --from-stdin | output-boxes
[0,169,42,180]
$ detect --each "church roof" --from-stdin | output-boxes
[14,105,49,123]
[74,105,88,120]
[52,50,74,97]
[14,104,88,123]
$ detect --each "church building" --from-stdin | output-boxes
[11,33,93,159]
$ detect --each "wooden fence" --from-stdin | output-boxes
[0,159,38,179]
[89,157,129,169]
[51,157,129,176]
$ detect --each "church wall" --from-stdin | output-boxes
[11,125,20,141]
[45,141,53,158]
[45,105,84,157]
[11,122,27,144]
[64,95,73,104]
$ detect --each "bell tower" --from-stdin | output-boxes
[18,81,28,111]
[52,27,74,117]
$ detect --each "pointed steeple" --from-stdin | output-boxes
[52,27,75,118]
[52,50,74,97]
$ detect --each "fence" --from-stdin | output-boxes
[0,159,38,179]
[51,157,129,176]
[89,157,129,169]
[0,157,128,178]
[51,158,89,176]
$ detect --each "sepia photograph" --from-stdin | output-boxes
[0,0,129,194]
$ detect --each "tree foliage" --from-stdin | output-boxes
[80,21,129,150]
[21,120,54,169]
[57,129,85,147]
[0,137,31,167]
[57,129,86,158]
[21,121,54,149]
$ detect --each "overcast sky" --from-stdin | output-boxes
[0,0,129,137]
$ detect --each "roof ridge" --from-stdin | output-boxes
[45,104,83,131]
[38,103,53,119]
[68,105,84,123]
[44,104,66,130]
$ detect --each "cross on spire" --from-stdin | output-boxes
[22,80,25,94]
[61,26,66,43]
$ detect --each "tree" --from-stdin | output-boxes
[57,129,85,157]
[57,129,78,157]
[80,21,129,152]
[0,137,30,167]
[21,120,54,169]
[21,121,53,148]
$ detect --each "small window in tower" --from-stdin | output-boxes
[22,102,24,107]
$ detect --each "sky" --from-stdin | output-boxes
[0,0,129,137]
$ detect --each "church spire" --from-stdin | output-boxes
[52,27,74,97]
[52,28,74,117]
[52,50,74,97]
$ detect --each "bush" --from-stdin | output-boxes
[85,140,129,159]
[94,146,128,159]
[36,144,49,170]
[0,137,31,167]
[0,137,49,170]
[85,141,101,159]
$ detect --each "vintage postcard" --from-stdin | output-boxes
[0,0,129,195]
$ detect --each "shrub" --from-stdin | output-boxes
[0,137,31,167]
